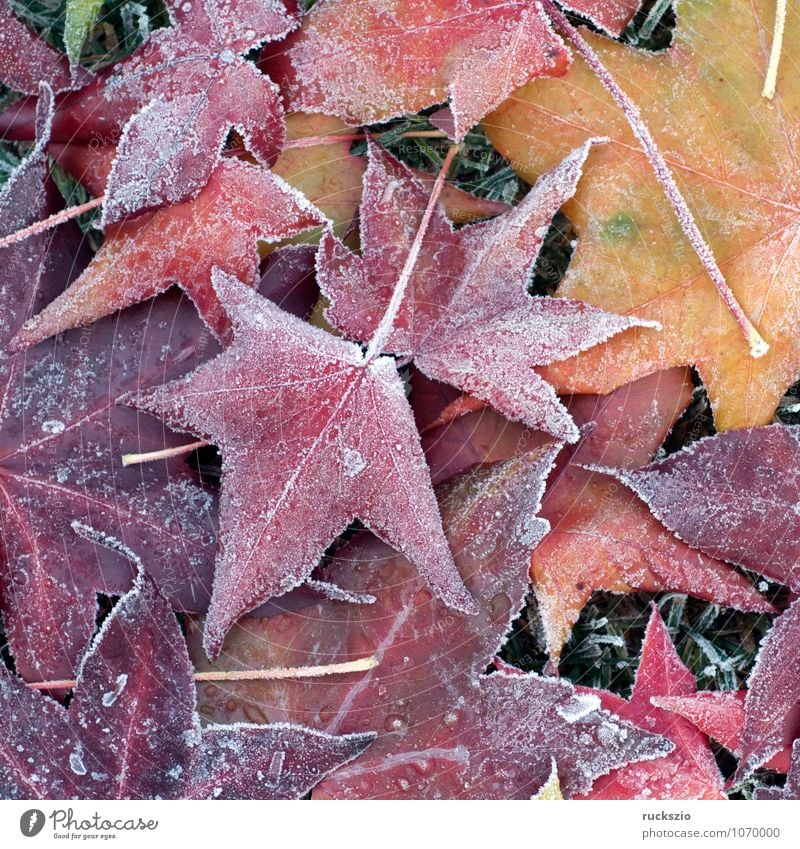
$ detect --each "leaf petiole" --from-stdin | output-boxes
[25,655,379,691]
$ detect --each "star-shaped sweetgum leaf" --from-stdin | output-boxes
[0,88,218,682]
[577,605,726,800]
[0,0,93,94]
[1,0,297,224]
[190,446,672,799]
[131,269,478,658]
[604,425,800,591]
[9,158,324,352]
[0,573,374,799]
[486,0,800,430]
[531,371,773,661]
[263,0,642,141]
[319,140,656,443]
[415,368,771,660]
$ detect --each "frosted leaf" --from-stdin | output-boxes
[735,601,800,781]
[319,141,657,442]
[189,445,665,798]
[132,270,478,657]
[527,370,771,662]
[11,159,325,353]
[652,690,794,774]
[0,105,220,679]
[0,574,374,799]
[264,0,571,140]
[607,426,800,589]
[489,0,800,431]
[0,0,93,95]
[1,0,295,221]
[578,607,725,800]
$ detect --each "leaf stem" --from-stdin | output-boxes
[762,0,786,99]
[542,0,769,359]
[363,143,460,363]
[0,195,104,250]
[121,440,209,467]
[25,656,379,691]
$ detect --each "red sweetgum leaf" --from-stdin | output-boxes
[0,0,93,95]
[604,426,800,590]
[735,600,800,782]
[0,573,374,799]
[9,158,325,352]
[652,691,793,773]
[578,605,726,800]
[414,368,770,656]
[264,0,569,141]
[319,140,657,442]
[131,270,478,658]
[2,0,296,224]
[531,370,772,661]
[0,85,218,683]
[190,448,672,798]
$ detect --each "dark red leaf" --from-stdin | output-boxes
[190,449,672,798]
[0,574,373,799]
[319,140,656,442]
[131,270,477,657]
[606,426,800,589]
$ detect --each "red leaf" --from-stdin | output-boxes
[531,370,772,660]
[9,159,325,351]
[1,1,296,223]
[578,605,726,800]
[0,574,373,799]
[0,0,92,95]
[131,270,478,657]
[652,691,793,773]
[736,601,800,781]
[263,0,571,141]
[191,448,672,798]
[607,426,800,589]
[0,90,218,681]
[319,140,655,442]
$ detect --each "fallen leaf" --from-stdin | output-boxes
[578,605,726,799]
[190,447,672,798]
[0,0,92,94]
[652,690,792,773]
[532,371,773,661]
[264,0,571,141]
[9,158,325,350]
[131,270,477,657]
[736,600,800,781]
[319,139,656,442]
[606,425,800,589]
[486,0,800,430]
[0,87,217,683]
[0,573,374,799]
